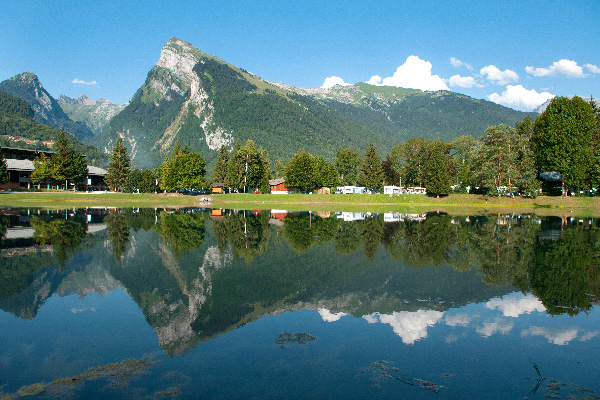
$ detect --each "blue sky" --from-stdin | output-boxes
[1,0,598,111]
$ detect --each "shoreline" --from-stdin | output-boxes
[0,192,599,216]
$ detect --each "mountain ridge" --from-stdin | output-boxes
[0,72,94,141]
[95,37,533,169]
[57,94,125,136]
[2,38,534,169]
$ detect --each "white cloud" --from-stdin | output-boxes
[366,75,383,85]
[486,293,546,318]
[480,65,519,86]
[364,310,444,345]
[445,313,474,326]
[477,317,514,337]
[377,56,448,91]
[579,331,599,342]
[445,334,459,343]
[525,59,586,78]
[449,57,473,70]
[488,84,555,112]
[447,74,484,88]
[318,308,348,322]
[521,326,579,345]
[585,63,600,74]
[321,76,352,89]
[72,78,98,86]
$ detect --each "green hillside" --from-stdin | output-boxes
[0,91,107,166]
[97,37,533,170]
[0,73,93,141]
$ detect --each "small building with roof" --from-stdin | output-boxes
[1,145,107,190]
[269,178,289,194]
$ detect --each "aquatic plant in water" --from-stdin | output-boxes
[275,332,316,348]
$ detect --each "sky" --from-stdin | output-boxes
[1,0,599,111]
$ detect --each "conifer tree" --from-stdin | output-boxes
[425,140,452,197]
[52,128,87,189]
[358,144,384,191]
[105,138,131,192]
[211,145,229,183]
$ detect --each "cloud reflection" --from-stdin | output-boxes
[522,327,599,345]
[363,310,444,345]
[521,326,579,345]
[477,317,514,337]
[318,308,348,322]
[486,293,545,317]
[445,313,473,327]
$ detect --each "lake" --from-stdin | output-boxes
[0,207,599,399]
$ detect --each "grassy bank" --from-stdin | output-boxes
[211,193,600,216]
[0,191,203,208]
[1,191,599,216]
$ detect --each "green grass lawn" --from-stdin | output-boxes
[0,191,598,215]
[211,193,600,215]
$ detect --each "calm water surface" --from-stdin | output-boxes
[0,208,599,399]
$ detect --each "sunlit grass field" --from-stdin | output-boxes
[1,191,598,215]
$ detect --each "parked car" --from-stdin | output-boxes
[199,189,211,195]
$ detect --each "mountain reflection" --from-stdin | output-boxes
[0,208,599,354]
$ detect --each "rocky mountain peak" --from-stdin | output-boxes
[77,94,95,105]
[156,37,206,87]
[12,71,41,86]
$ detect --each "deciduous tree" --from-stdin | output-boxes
[30,153,53,186]
[285,151,315,191]
[0,150,9,185]
[335,148,361,186]
[532,96,595,194]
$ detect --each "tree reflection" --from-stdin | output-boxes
[357,216,384,260]
[222,210,270,262]
[283,213,338,254]
[154,211,206,257]
[530,222,600,315]
[31,213,87,267]
[334,222,360,254]
[104,211,130,260]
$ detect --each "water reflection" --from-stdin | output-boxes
[0,208,599,355]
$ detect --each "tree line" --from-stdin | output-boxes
[21,95,598,195]
[278,95,599,197]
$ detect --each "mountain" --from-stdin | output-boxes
[58,94,124,136]
[0,91,107,165]
[0,72,93,141]
[534,95,593,114]
[98,37,532,168]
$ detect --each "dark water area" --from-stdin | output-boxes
[0,207,599,399]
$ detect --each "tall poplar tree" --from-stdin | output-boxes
[105,138,131,191]
[335,148,361,186]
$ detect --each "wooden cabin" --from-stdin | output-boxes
[269,178,289,194]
